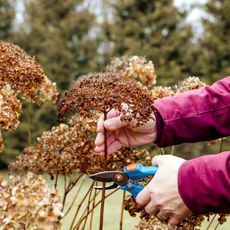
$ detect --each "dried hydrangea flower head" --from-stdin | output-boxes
[151,77,206,101]
[0,172,62,229]
[0,41,58,103]
[0,42,58,152]
[9,115,97,175]
[58,72,155,127]
[174,76,206,94]
[106,56,157,87]
[0,84,21,131]
[136,214,205,230]
[151,86,175,100]
[9,113,153,175]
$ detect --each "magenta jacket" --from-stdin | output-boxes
[154,76,230,214]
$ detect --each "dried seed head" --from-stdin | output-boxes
[151,86,174,100]
[0,41,58,103]
[58,72,155,127]
[0,173,62,229]
[9,113,153,175]
[0,42,58,151]
[174,76,206,94]
[0,84,21,131]
[106,56,157,87]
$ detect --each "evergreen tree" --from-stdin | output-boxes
[199,0,230,83]
[106,0,194,85]
[14,0,98,91]
[0,0,15,40]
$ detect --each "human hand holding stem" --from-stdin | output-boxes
[95,109,157,154]
[95,109,191,226]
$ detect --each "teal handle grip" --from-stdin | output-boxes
[124,164,158,179]
[120,180,144,197]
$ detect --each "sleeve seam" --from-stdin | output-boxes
[164,104,230,122]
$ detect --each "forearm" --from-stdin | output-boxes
[154,76,230,147]
[178,152,230,214]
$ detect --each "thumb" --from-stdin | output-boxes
[104,115,126,131]
[136,186,151,206]
[151,155,164,166]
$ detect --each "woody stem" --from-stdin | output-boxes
[99,109,108,230]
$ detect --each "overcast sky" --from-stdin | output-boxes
[15,0,208,32]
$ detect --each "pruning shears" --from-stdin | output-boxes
[89,163,158,197]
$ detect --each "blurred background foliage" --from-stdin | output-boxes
[0,0,229,167]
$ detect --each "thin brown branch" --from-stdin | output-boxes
[213,222,220,230]
[64,174,87,217]
[69,181,95,230]
[206,214,217,230]
[54,173,59,189]
[160,148,165,154]
[170,145,175,155]
[75,181,95,229]
[89,182,98,230]
[99,109,108,230]
[219,138,223,153]
[67,173,84,192]
[120,191,126,230]
[73,188,119,230]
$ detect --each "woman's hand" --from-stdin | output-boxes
[136,155,191,226]
[95,109,157,154]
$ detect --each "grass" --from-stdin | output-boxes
[1,171,229,229]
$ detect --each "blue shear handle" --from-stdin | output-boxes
[120,180,144,198]
[124,164,158,179]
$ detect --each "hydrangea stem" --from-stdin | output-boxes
[89,182,98,230]
[120,191,126,230]
[99,109,108,230]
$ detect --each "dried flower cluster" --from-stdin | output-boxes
[136,214,205,230]
[0,172,62,229]
[106,56,157,87]
[125,196,206,229]
[174,76,206,94]
[0,42,58,103]
[10,113,154,175]
[9,115,97,175]
[58,72,155,127]
[0,84,21,131]
[0,41,58,151]
[151,86,174,100]
[151,76,206,101]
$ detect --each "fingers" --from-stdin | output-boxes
[95,132,104,146]
[107,140,123,154]
[136,187,151,207]
[151,155,162,166]
[95,134,122,154]
[96,114,104,133]
[168,215,182,226]
[144,199,158,214]
[97,109,121,133]
[104,115,126,131]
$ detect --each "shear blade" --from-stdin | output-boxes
[89,170,124,182]
[94,183,118,190]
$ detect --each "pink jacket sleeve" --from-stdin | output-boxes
[154,76,230,147]
[178,152,230,214]
[154,76,230,214]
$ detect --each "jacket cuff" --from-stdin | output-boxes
[154,110,164,146]
[178,152,230,214]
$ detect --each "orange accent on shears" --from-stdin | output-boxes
[126,163,137,171]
